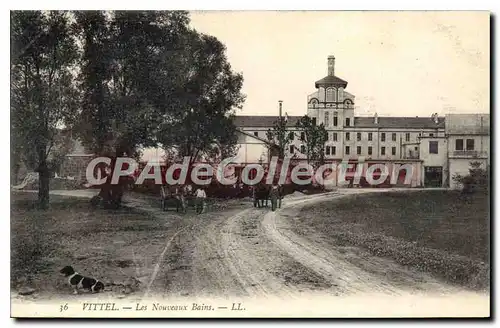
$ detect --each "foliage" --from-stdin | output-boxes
[452,161,489,194]
[266,115,290,159]
[155,31,244,163]
[74,11,244,164]
[12,10,245,207]
[11,11,79,208]
[295,115,328,167]
[72,11,113,155]
[74,11,191,157]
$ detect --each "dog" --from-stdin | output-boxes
[59,266,104,294]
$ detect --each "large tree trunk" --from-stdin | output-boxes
[94,145,130,209]
[37,163,50,210]
[94,159,123,209]
[11,162,20,186]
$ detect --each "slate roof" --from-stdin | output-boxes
[234,115,446,129]
[236,128,274,144]
[353,116,445,129]
[315,75,348,88]
[234,115,302,128]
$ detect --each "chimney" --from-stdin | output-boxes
[328,55,335,76]
[374,112,379,124]
[434,113,439,124]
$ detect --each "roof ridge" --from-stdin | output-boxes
[315,75,348,88]
[234,114,302,117]
[354,116,446,118]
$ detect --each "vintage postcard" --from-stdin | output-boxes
[10,10,490,318]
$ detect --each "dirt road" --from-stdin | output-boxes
[262,193,466,296]
[16,188,468,300]
[146,189,466,299]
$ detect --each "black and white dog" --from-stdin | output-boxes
[60,266,104,294]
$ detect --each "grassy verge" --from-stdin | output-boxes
[10,193,179,299]
[296,190,490,290]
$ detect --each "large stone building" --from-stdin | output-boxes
[234,56,490,188]
[49,55,488,189]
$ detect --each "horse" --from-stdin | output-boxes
[254,184,270,208]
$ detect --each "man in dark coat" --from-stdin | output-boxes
[278,184,284,208]
[269,182,280,212]
[251,186,259,208]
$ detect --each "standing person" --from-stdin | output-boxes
[269,182,279,212]
[173,185,181,212]
[195,187,207,214]
[174,185,186,213]
[251,186,258,208]
[278,183,284,209]
[185,184,193,210]
[180,184,188,213]
[160,184,170,211]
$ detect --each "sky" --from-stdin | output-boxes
[189,11,490,118]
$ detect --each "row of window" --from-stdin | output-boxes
[455,139,475,151]
[336,132,411,142]
[344,132,396,142]
[324,112,351,127]
[289,140,475,156]
[254,132,475,157]
[310,89,352,103]
[428,139,475,155]
[310,102,353,109]
[292,145,398,156]
[254,131,310,141]
[256,130,435,142]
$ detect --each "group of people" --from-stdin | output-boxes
[160,184,207,214]
[160,182,284,214]
[251,182,284,212]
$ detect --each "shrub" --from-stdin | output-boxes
[452,161,489,194]
[24,177,84,190]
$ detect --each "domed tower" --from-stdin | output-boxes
[307,56,355,128]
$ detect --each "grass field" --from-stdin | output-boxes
[295,190,490,290]
[10,193,179,299]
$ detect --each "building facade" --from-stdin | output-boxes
[446,114,490,189]
[235,56,490,188]
[51,56,489,189]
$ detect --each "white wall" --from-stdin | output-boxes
[418,137,448,186]
[233,131,269,163]
[447,135,490,158]
[420,137,448,167]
